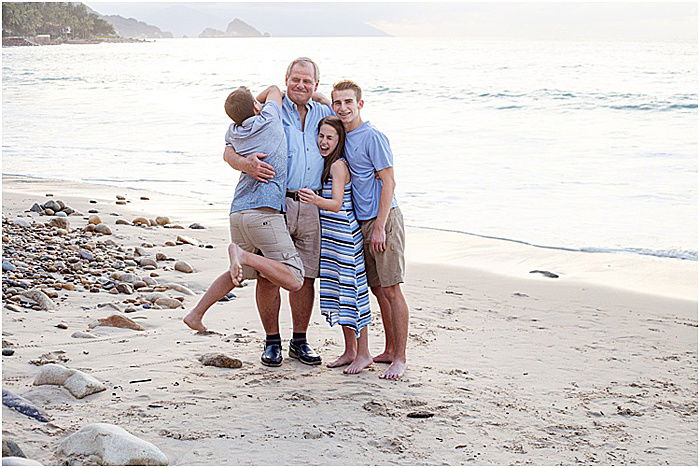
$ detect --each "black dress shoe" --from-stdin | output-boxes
[261,343,283,367]
[288,340,322,365]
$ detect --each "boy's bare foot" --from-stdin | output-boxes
[327,352,356,368]
[227,243,244,286]
[183,311,206,332]
[344,354,373,374]
[373,351,393,364]
[379,360,406,380]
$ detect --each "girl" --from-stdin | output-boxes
[298,116,372,374]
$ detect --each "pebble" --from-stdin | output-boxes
[116,195,126,200]
[62,283,75,291]
[116,283,134,295]
[29,203,43,213]
[199,353,242,369]
[1,456,43,465]
[89,200,97,204]
[2,440,26,458]
[154,216,170,226]
[43,200,61,212]
[94,224,112,235]
[71,331,98,339]
[62,207,75,215]
[5,304,23,313]
[3,349,15,356]
[14,219,32,228]
[20,289,56,310]
[115,219,129,225]
[88,215,101,225]
[140,196,150,200]
[79,250,94,261]
[55,211,67,218]
[149,272,159,277]
[34,363,106,399]
[154,297,182,309]
[134,246,148,256]
[133,281,147,289]
[108,288,119,295]
[88,314,145,331]
[155,252,167,261]
[55,323,68,329]
[143,277,157,286]
[138,258,157,268]
[174,261,193,273]
[49,217,70,230]
[55,423,168,466]
[132,217,150,226]
[189,223,206,229]
[176,235,197,245]
[164,241,176,247]
[2,260,16,272]
[84,224,96,232]
[55,229,68,236]
[44,209,55,216]
[116,200,127,205]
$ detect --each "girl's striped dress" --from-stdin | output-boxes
[319,176,371,337]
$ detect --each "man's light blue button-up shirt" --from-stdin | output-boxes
[281,94,333,191]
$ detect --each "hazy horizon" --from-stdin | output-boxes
[85,2,698,41]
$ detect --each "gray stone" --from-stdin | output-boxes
[116,273,142,285]
[1,389,50,423]
[116,283,134,295]
[20,290,55,310]
[155,216,170,226]
[134,247,149,257]
[61,207,75,215]
[55,211,67,218]
[188,223,206,229]
[29,203,43,214]
[138,258,157,268]
[2,440,26,458]
[78,250,94,261]
[43,200,61,212]
[2,260,16,272]
[174,261,193,273]
[94,224,112,235]
[49,217,69,230]
[55,423,168,466]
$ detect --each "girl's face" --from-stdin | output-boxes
[317,124,339,157]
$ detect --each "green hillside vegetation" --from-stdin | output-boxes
[2,2,115,38]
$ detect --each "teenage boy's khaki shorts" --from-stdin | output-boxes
[360,207,406,288]
[229,208,304,284]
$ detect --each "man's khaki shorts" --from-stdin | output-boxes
[285,197,321,279]
[360,207,406,288]
[229,208,304,285]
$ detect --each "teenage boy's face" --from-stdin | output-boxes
[285,63,317,105]
[332,89,363,126]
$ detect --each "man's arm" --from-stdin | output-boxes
[311,92,331,106]
[223,146,275,183]
[256,85,283,106]
[370,166,396,253]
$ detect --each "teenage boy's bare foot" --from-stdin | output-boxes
[373,351,393,364]
[227,243,244,286]
[327,352,356,368]
[344,354,373,374]
[183,311,206,332]
[379,360,406,380]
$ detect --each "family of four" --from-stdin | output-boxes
[183,57,410,380]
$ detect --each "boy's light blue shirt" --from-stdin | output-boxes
[344,121,399,221]
[281,94,333,191]
[225,101,287,213]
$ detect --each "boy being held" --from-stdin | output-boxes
[184,86,304,362]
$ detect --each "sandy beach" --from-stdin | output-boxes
[2,175,697,465]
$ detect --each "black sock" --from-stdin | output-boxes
[291,332,307,345]
[266,334,281,346]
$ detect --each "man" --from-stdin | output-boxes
[331,80,410,380]
[223,57,333,367]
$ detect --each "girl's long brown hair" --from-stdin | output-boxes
[318,116,346,184]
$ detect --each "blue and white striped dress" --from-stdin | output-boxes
[319,176,371,337]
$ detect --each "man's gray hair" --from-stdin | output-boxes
[286,57,320,82]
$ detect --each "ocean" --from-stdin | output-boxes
[2,37,697,261]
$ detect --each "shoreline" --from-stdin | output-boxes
[3,174,696,302]
[2,174,696,464]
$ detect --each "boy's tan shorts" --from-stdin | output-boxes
[229,208,304,285]
[360,207,406,288]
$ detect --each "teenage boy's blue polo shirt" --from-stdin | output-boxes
[344,121,399,221]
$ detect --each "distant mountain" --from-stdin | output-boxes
[101,14,173,39]
[199,18,265,38]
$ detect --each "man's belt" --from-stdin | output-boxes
[286,190,319,201]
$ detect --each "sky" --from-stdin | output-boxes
[86,1,698,41]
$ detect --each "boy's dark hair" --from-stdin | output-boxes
[332,80,362,101]
[224,87,256,125]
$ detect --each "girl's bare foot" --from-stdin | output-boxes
[326,352,356,368]
[344,354,373,374]
[379,360,406,380]
[373,351,393,364]
[183,311,206,332]
[227,243,244,286]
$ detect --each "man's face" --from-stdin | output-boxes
[285,62,318,105]
[332,89,363,126]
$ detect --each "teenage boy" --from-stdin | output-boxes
[331,80,409,380]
